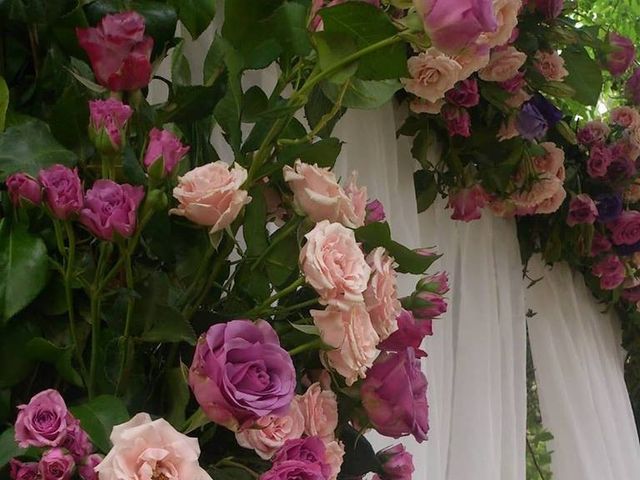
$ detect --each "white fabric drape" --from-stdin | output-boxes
[526,258,640,480]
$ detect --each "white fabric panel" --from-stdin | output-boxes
[526,258,640,480]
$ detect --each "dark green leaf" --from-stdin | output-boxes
[70,396,129,454]
[265,235,299,287]
[0,428,24,469]
[563,47,603,106]
[171,40,192,87]
[25,337,83,386]
[171,0,216,39]
[269,2,312,58]
[122,146,147,185]
[322,79,401,110]
[161,84,225,123]
[0,321,39,388]
[244,186,270,258]
[339,424,381,476]
[0,76,7,133]
[212,467,255,480]
[242,86,269,123]
[165,366,190,428]
[235,263,272,303]
[414,170,438,213]
[140,307,197,345]
[305,86,345,138]
[279,138,342,169]
[134,1,179,54]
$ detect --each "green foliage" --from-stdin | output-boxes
[70,395,129,453]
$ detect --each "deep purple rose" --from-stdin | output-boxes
[79,180,144,241]
[567,194,598,227]
[38,448,75,480]
[361,348,429,442]
[587,144,613,178]
[189,320,296,431]
[535,0,563,19]
[61,418,93,460]
[6,173,42,206]
[260,460,326,480]
[530,95,562,126]
[379,310,431,357]
[365,199,386,224]
[15,389,70,448]
[89,99,133,152]
[38,165,83,220]
[606,33,636,77]
[9,459,39,480]
[627,69,640,105]
[596,193,623,223]
[445,79,480,108]
[516,102,548,140]
[373,444,415,480]
[609,211,640,246]
[143,128,190,175]
[592,254,625,290]
[77,454,102,480]
[442,105,471,138]
[274,437,331,478]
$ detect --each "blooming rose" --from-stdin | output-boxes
[171,161,251,233]
[478,46,527,82]
[587,144,613,178]
[533,142,564,176]
[372,444,415,480]
[6,173,42,205]
[76,12,153,91]
[610,211,640,246]
[299,382,339,441]
[482,0,521,48]
[9,460,39,480]
[591,232,612,256]
[534,187,567,215]
[413,0,498,55]
[454,43,491,79]
[274,437,331,478]
[610,106,640,129]
[300,221,371,309]
[189,320,296,431]
[365,199,386,224]
[361,348,429,442]
[445,78,480,108]
[39,165,83,220]
[88,99,132,151]
[379,309,431,357]
[236,399,305,459]
[403,49,463,103]
[592,255,625,290]
[534,51,569,81]
[363,247,401,340]
[324,441,345,480]
[80,180,144,241]
[95,413,212,480]
[77,454,102,480]
[283,161,366,228]
[577,120,610,146]
[535,0,563,19]
[15,389,70,448]
[261,460,326,480]
[144,128,190,174]
[39,448,75,480]
[567,194,598,227]
[627,69,640,105]
[442,105,472,137]
[312,304,380,386]
[448,184,487,221]
[606,33,636,77]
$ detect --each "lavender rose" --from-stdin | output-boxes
[38,448,75,480]
[442,106,472,138]
[61,418,93,460]
[373,444,415,480]
[592,255,625,290]
[365,199,386,224]
[587,144,613,178]
[529,95,562,126]
[6,173,42,206]
[516,102,548,141]
[9,459,39,480]
[189,320,296,431]
[15,389,71,448]
[38,165,83,220]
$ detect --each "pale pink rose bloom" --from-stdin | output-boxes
[312,304,380,386]
[505,89,532,108]
[534,51,569,81]
[533,142,565,177]
[324,440,345,480]
[410,98,445,114]
[171,161,251,233]
[479,46,527,82]
[300,221,371,309]
[283,161,366,228]
[625,181,640,202]
[95,413,212,480]
[535,187,567,214]
[611,106,640,128]
[482,0,522,48]
[363,247,401,340]
[403,49,463,103]
[498,116,519,141]
[235,399,305,459]
[454,44,491,80]
[299,383,339,441]
[512,176,563,211]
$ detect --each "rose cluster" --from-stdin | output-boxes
[10,390,101,480]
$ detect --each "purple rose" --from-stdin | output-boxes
[445,79,480,108]
[591,255,625,290]
[9,459,39,480]
[365,199,386,224]
[605,33,636,77]
[499,71,526,93]
[39,448,75,480]
[6,173,42,206]
[567,194,598,227]
[61,419,93,460]
[530,95,562,126]
[361,348,429,442]
[379,310,431,357]
[596,193,623,223]
[189,320,296,431]
[79,180,144,241]
[535,0,563,19]
[38,165,83,220]
[260,460,326,480]
[591,231,612,256]
[609,211,640,246]
[15,389,70,448]
[77,454,102,480]
[442,106,471,138]
[373,444,415,480]
[89,99,133,152]
[587,144,613,178]
[516,102,548,140]
[143,128,190,175]
[274,437,331,478]
[627,69,640,105]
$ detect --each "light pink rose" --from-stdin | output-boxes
[312,304,380,386]
[512,176,563,213]
[482,0,522,48]
[505,88,532,108]
[610,106,640,128]
[300,221,371,309]
[283,161,366,228]
[363,247,401,340]
[235,400,305,459]
[299,383,339,441]
[454,43,491,80]
[403,49,463,103]
[535,186,567,214]
[95,413,212,480]
[410,98,445,114]
[533,142,564,176]
[479,46,527,82]
[534,51,569,81]
[324,440,345,480]
[171,161,251,233]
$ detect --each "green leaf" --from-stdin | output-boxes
[0,321,39,388]
[0,428,24,469]
[171,0,216,39]
[134,1,178,54]
[339,424,381,476]
[25,337,83,387]
[70,395,129,454]
[265,234,299,288]
[235,263,272,303]
[0,76,8,133]
[244,186,270,258]
[165,365,190,428]
[171,40,192,87]
[563,47,603,106]
[0,221,49,322]
[269,2,313,58]
[279,138,343,169]
[161,83,225,123]
[140,307,197,345]
[242,86,269,123]
[305,86,345,138]
[322,79,401,110]
[414,170,438,213]
[0,120,77,181]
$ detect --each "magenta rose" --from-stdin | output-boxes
[577,121,610,146]
[38,165,83,220]
[448,185,487,222]
[79,180,144,241]
[76,12,153,91]
[361,348,429,442]
[61,418,93,460]
[586,144,613,178]
[592,255,625,290]
[373,444,415,480]
[535,0,563,19]
[445,79,480,108]
[15,389,70,448]
[610,211,640,246]
[378,310,430,357]
[6,173,42,206]
[38,448,75,480]
[442,105,471,138]
[365,199,386,224]
[567,194,598,227]
[260,460,326,480]
[499,71,526,93]
[89,99,133,152]
[605,33,636,77]
[143,128,190,175]
[77,454,102,480]
[591,231,612,257]
[189,320,296,431]
[414,0,498,55]
[273,437,331,478]
[9,459,39,480]
[627,69,640,105]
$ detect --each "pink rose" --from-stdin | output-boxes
[300,221,371,309]
[9,460,39,480]
[39,448,75,480]
[532,186,567,215]
[235,400,305,459]
[442,105,472,137]
[577,120,611,146]
[505,88,532,109]
[61,418,93,460]
[95,413,212,480]
[591,231,612,257]
[534,51,569,81]
[587,144,613,178]
[447,184,487,221]
[38,165,83,220]
[373,444,415,480]
[499,71,526,93]
[410,97,445,114]
[324,440,345,480]
[403,49,463,103]
[312,304,380,386]
[567,194,598,227]
[143,128,190,175]
[364,247,401,340]
[365,199,386,224]
[454,43,491,79]
[533,142,564,176]
[479,46,527,82]
[606,33,636,77]
[171,161,251,233]
[592,255,625,290]
[15,389,70,448]
[610,106,640,129]
[88,99,132,152]
[512,176,563,214]
[379,309,431,357]
[414,0,498,55]
[413,291,448,319]
[299,383,339,441]
[76,12,153,91]
[77,454,102,480]
[283,161,366,228]
[482,0,521,48]
[610,211,640,246]
[445,78,480,107]
[6,173,42,206]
